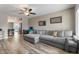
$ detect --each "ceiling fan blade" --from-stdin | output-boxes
[30,13,36,15]
[29,8,32,11]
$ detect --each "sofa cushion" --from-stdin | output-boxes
[36,30,46,35]
[57,31,64,37]
[33,30,37,34]
[50,37,65,45]
[73,35,78,42]
[24,34,40,38]
[40,35,54,39]
[42,30,46,35]
[40,35,65,45]
[64,31,73,37]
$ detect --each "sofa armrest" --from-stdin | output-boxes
[64,38,69,51]
[65,38,79,53]
[65,38,77,53]
[76,40,79,53]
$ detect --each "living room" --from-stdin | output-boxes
[0,4,79,54]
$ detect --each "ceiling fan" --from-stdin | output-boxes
[19,7,36,16]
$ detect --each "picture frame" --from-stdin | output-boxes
[39,21,46,26]
[50,16,62,24]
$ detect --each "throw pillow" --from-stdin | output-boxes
[52,31,58,37]
[48,31,53,35]
[64,31,73,37]
[57,31,64,37]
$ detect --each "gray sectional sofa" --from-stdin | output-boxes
[39,35,77,53]
[39,35,66,49]
[24,30,78,53]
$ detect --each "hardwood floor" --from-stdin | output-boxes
[0,36,68,54]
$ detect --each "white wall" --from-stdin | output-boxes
[22,17,29,30]
[29,8,75,32]
[0,13,8,39]
[8,23,13,29]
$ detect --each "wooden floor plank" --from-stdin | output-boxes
[0,36,68,54]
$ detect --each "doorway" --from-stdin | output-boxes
[8,17,22,37]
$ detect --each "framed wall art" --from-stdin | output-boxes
[50,16,62,24]
[39,21,46,26]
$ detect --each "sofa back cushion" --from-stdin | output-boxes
[36,30,46,35]
[37,30,41,34]
[33,30,37,34]
[33,30,73,37]
[40,30,46,35]
[64,31,73,37]
[57,31,64,37]
[48,31,53,35]
[52,31,58,37]
[73,35,77,42]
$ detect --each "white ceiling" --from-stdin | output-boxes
[0,4,75,18]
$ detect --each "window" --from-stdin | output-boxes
[76,8,79,38]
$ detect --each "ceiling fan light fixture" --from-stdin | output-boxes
[24,12,29,16]
[19,6,36,16]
